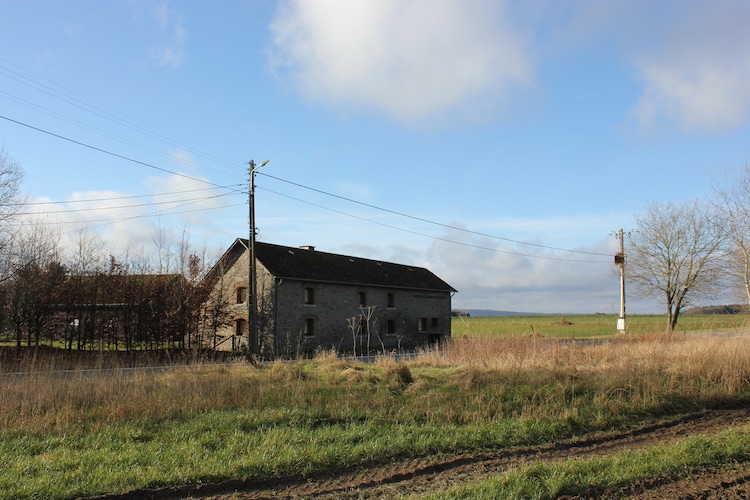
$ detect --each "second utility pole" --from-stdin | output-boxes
[615,228,626,333]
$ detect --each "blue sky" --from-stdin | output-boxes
[1,0,749,314]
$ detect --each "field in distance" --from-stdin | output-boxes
[451,313,750,339]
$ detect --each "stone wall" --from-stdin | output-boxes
[272,276,451,356]
[204,248,452,356]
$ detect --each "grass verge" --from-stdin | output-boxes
[451,313,749,338]
[1,334,750,498]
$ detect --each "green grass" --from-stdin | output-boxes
[0,414,579,499]
[0,362,600,499]
[3,314,743,349]
[3,332,750,498]
[421,424,750,500]
[452,313,750,338]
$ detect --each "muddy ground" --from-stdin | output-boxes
[94,406,750,499]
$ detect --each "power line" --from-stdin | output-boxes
[260,187,610,264]
[13,185,243,206]
[258,172,612,257]
[5,201,248,230]
[0,113,233,190]
[0,68,613,260]
[2,112,611,261]
[0,58,242,181]
[11,191,240,217]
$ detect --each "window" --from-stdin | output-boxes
[431,317,439,328]
[386,293,395,308]
[303,318,315,337]
[358,291,367,306]
[418,318,428,332]
[235,318,247,336]
[386,319,396,334]
[236,287,247,304]
[304,287,316,305]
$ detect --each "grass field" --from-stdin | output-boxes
[2,317,750,498]
[451,313,750,338]
[2,313,745,350]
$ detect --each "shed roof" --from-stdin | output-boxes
[225,239,455,292]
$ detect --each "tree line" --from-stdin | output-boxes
[0,148,229,351]
[3,146,750,341]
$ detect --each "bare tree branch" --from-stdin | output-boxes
[628,199,726,332]
[713,164,750,309]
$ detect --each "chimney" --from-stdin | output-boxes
[299,245,315,251]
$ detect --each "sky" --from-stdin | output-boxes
[1,0,750,315]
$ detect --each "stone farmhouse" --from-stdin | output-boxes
[195,239,456,356]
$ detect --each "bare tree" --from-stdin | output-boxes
[359,305,380,354]
[151,219,174,274]
[0,148,24,282]
[713,165,750,309]
[192,255,233,351]
[6,218,63,347]
[346,315,362,357]
[68,224,105,276]
[0,148,24,226]
[628,200,726,332]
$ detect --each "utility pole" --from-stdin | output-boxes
[615,228,626,333]
[248,159,269,358]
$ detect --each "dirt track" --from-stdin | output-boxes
[97,406,750,499]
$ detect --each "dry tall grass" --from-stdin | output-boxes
[416,333,750,415]
[3,334,750,436]
[419,334,750,379]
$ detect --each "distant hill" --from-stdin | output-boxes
[453,305,750,317]
[453,309,546,317]
[684,304,747,315]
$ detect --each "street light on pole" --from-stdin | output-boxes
[248,159,269,358]
[615,228,626,333]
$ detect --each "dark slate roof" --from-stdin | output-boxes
[242,239,456,292]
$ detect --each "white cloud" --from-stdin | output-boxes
[421,228,617,313]
[630,1,750,133]
[141,174,234,246]
[149,2,188,67]
[268,0,533,124]
[167,148,199,172]
[267,0,750,133]
[310,220,625,313]
[22,171,234,272]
